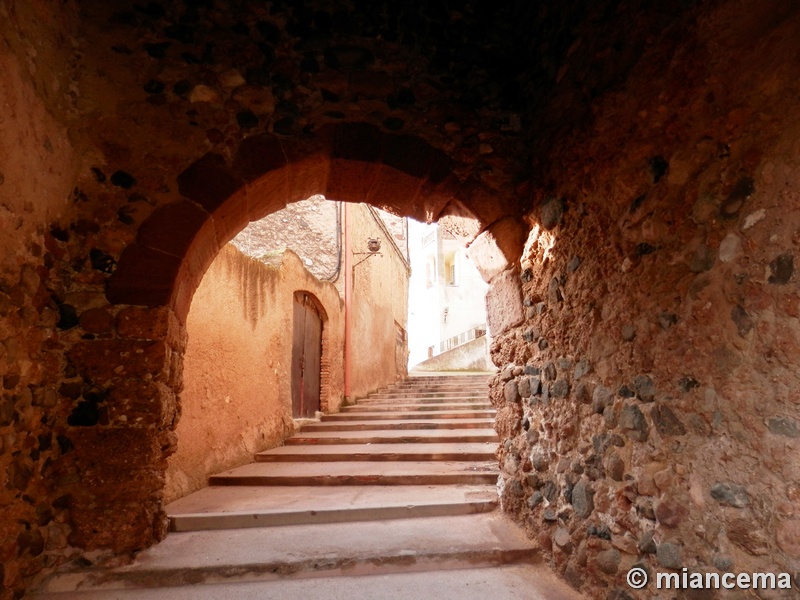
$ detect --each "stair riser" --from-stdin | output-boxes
[209,473,499,486]
[367,390,489,398]
[285,435,498,445]
[300,421,495,432]
[321,412,495,421]
[393,390,489,394]
[253,452,496,462]
[358,403,491,408]
[393,385,489,390]
[405,377,491,383]
[362,396,487,402]
[342,405,490,412]
[169,500,498,532]
[381,387,488,393]
[380,388,489,398]
[398,378,488,381]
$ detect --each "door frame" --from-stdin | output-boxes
[291,291,328,419]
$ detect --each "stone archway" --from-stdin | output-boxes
[5,0,800,596]
[105,123,502,321]
[60,122,527,558]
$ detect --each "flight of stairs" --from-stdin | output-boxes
[33,374,584,599]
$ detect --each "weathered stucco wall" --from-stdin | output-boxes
[491,3,800,597]
[166,245,343,503]
[232,199,409,402]
[348,203,410,399]
[231,196,342,285]
[413,336,491,373]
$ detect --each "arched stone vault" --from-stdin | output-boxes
[3,0,800,597]
[107,122,517,321]
[50,115,527,563]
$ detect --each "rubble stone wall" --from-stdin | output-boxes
[0,2,84,596]
[491,3,800,597]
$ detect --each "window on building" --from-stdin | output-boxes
[444,252,458,286]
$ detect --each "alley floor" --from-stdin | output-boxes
[31,375,585,600]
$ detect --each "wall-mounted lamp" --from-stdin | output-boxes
[353,238,383,271]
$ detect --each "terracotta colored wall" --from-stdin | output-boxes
[233,199,409,401]
[348,204,410,399]
[167,202,408,504]
[166,245,343,502]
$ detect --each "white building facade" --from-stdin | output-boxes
[407,220,490,370]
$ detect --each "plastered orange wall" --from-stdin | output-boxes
[348,204,410,399]
[165,245,343,502]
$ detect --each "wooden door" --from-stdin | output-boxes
[291,293,322,418]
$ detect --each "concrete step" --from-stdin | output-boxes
[341,402,491,412]
[357,399,489,407]
[362,393,487,401]
[370,383,487,390]
[210,460,498,485]
[30,564,585,600]
[372,384,488,392]
[363,397,488,403]
[285,429,499,445]
[36,514,534,594]
[300,418,496,432]
[386,385,488,392]
[377,389,487,396]
[253,442,497,462]
[381,385,487,393]
[321,409,496,421]
[165,485,498,532]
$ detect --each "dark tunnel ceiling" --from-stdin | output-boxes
[92,0,698,123]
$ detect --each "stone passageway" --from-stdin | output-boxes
[31,374,582,599]
[4,1,800,596]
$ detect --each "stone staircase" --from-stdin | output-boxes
[32,374,584,600]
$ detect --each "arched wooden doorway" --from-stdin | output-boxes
[291,291,324,418]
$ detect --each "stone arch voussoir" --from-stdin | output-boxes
[107,122,471,322]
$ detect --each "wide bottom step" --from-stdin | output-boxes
[37,514,539,593]
[31,565,588,600]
